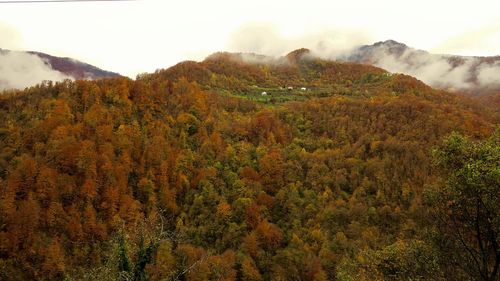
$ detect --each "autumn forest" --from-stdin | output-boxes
[0,50,498,281]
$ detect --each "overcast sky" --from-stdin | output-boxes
[1,0,499,77]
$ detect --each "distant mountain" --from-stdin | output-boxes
[0,48,120,91]
[27,50,120,80]
[342,40,500,95]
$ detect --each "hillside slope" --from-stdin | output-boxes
[0,53,497,280]
[144,49,442,101]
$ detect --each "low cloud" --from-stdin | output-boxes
[226,23,370,59]
[344,43,500,91]
[352,45,476,89]
[0,50,71,91]
[476,61,500,87]
[1,22,70,91]
[226,24,500,92]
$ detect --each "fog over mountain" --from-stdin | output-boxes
[1,39,498,95]
[0,49,69,91]
[340,40,500,94]
[0,48,119,91]
[226,25,499,95]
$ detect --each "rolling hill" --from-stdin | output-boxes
[0,50,497,280]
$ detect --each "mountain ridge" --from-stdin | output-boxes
[26,50,121,79]
[0,48,120,91]
[342,40,500,95]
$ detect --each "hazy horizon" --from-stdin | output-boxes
[1,0,499,78]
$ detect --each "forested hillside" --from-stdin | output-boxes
[0,52,498,280]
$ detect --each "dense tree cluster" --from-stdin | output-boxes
[0,53,497,280]
[425,131,499,281]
